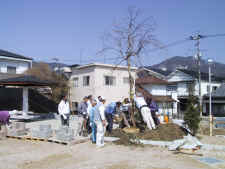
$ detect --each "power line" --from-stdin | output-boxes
[148,33,225,53]
[36,56,123,64]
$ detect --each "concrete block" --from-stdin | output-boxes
[0,125,7,139]
[31,129,52,139]
[11,122,26,131]
[39,124,52,131]
[55,127,74,142]
[7,129,26,136]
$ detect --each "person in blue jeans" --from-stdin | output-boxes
[105,102,122,133]
[90,99,97,143]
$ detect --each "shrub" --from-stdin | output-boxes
[183,96,200,135]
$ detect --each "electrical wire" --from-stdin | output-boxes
[35,33,225,65]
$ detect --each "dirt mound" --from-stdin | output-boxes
[139,123,188,141]
[106,123,188,146]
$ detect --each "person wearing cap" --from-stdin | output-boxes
[89,99,97,143]
[96,96,102,104]
[105,101,122,133]
[95,98,107,147]
[78,96,89,135]
[58,95,70,126]
[134,93,156,130]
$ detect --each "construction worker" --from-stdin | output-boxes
[134,93,156,130]
[146,98,160,126]
[105,102,122,133]
[78,96,89,135]
[58,95,70,126]
[95,98,107,147]
[90,99,97,143]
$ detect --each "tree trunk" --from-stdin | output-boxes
[127,57,136,127]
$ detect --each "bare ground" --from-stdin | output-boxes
[1,139,224,169]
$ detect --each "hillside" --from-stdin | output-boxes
[150,56,225,77]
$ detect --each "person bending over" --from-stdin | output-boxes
[105,102,122,133]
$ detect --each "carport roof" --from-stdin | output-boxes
[0,75,53,87]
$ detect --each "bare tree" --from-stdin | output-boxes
[26,62,69,102]
[100,7,160,127]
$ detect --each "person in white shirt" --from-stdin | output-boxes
[134,93,156,130]
[87,95,93,116]
[58,95,70,126]
[95,98,107,147]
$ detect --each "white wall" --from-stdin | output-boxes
[94,66,136,104]
[0,59,31,74]
[69,65,137,105]
[143,84,167,95]
[167,70,222,97]
[141,84,178,115]
[194,81,221,96]
[69,66,96,103]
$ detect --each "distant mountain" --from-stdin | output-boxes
[150,56,225,77]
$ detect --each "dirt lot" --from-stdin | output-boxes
[1,139,225,169]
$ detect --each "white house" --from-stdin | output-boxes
[166,69,223,97]
[0,49,32,75]
[69,63,137,110]
[165,69,225,117]
[136,75,177,117]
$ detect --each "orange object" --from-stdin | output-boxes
[164,115,169,123]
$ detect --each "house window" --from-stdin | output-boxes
[73,77,79,87]
[207,85,217,93]
[105,76,116,86]
[212,86,218,91]
[7,66,16,74]
[166,85,177,91]
[83,76,90,86]
[123,77,130,84]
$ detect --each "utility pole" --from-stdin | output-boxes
[190,34,203,117]
[53,57,59,73]
[208,59,213,136]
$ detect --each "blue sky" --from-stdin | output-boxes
[1,0,225,65]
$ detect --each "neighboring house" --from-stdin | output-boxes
[203,84,225,117]
[69,63,137,110]
[138,67,172,80]
[167,69,224,97]
[0,49,32,75]
[137,67,225,118]
[136,75,177,117]
[166,69,225,116]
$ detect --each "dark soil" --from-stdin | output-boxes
[105,123,188,146]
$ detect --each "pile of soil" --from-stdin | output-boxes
[139,123,188,141]
[106,123,188,146]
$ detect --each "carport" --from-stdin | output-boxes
[0,75,52,118]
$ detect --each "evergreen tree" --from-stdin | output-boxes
[184,95,200,135]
